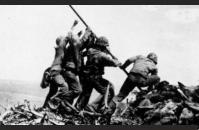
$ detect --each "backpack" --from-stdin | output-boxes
[40,67,51,89]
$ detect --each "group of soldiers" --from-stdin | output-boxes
[40,20,160,118]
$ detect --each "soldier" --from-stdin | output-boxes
[105,52,161,116]
[75,36,121,112]
[49,27,94,110]
[42,36,69,108]
[42,21,80,109]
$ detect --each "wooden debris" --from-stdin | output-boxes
[2,81,199,125]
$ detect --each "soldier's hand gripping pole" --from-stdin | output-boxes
[69,6,119,57]
[69,5,124,68]
[71,20,78,31]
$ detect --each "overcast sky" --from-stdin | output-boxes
[1,5,199,92]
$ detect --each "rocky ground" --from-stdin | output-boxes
[1,80,199,125]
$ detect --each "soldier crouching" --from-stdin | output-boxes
[105,52,160,116]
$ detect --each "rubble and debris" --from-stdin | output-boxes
[110,80,199,125]
[0,99,104,125]
[2,80,199,125]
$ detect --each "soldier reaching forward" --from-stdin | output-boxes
[105,52,161,116]
[75,36,122,112]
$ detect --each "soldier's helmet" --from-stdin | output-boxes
[147,52,158,64]
[55,36,65,46]
[95,36,109,47]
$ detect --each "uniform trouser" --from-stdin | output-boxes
[75,76,115,111]
[43,72,68,108]
[108,73,160,113]
[52,70,82,104]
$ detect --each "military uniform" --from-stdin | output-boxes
[75,47,121,111]
[107,53,160,115]
[43,36,69,108]
[51,28,93,105]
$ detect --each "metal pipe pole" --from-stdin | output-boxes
[68,5,127,76]
[69,5,89,28]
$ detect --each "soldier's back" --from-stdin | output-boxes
[130,56,156,77]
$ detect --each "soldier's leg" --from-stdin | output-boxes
[43,72,68,108]
[47,72,70,108]
[89,95,104,111]
[144,75,160,91]
[97,78,115,103]
[107,76,136,115]
[75,79,93,111]
[89,78,109,111]
[53,73,69,89]
[61,70,82,104]
[91,80,115,112]
[107,82,115,103]
[43,84,58,108]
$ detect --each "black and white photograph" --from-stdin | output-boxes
[1,5,199,125]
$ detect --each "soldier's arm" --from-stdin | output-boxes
[121,55,141,69]
[67,32,82,73]
[80,27,96,50]
[80,27,93,43]
[150,67,158,75]
[148,62,158,75]
[100,53,121,67]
